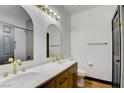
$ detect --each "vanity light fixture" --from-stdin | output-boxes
[36,5,60,21]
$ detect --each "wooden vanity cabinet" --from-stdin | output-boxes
[43,79,56,88]
[37,63,77,88]
[56,70,69,88]
[68,65,76,88]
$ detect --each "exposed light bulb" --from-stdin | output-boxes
[36,5,60,21]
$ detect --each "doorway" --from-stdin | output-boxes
[112,6,121,88]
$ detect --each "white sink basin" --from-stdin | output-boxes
[0,72,42,88]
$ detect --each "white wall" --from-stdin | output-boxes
[22,5,71,62]
[0,5,71,75]
[71,6,116,81]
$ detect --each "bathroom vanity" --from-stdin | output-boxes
[0,60,77,88]
[0,5,77,88]
[36,62,77,88]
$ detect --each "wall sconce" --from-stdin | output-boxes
[36,5,60,21]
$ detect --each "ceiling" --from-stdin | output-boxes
[64,5,99,15]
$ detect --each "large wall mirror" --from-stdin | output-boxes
[46,24,61,58]
[0,5,33,65]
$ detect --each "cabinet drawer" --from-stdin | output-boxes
[56,71,69,88]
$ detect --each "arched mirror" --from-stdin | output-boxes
[46,24,61,58]
[0,5,34,65]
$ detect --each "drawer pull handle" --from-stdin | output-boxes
[59,77,67,85]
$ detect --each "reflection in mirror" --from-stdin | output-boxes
[46,24,61,58]
[0,5,33,65]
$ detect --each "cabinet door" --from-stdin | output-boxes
[68,66,74,88]
[56,71,69,88]
[68,64,77,88]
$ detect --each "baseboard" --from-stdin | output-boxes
[85,76,112,85]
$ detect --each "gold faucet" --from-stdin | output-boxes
[52,55,61,62]
[8,58,22,74]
